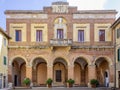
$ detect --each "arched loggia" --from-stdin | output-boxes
[95,57,109,87]
[53,57,68,86]
[12,57,26,86]
[74,57,88,86]
[32,57,47,86]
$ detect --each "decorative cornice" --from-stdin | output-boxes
[71,46,114,49]
[111,17,120,29]
[0,27,11,39]
[8,45,49,49]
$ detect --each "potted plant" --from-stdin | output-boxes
[90,79,98,88]
[67,78,75,87]
[23,78,31,87]
[46,78,53,88]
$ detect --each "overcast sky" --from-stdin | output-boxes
[0,0,120,30]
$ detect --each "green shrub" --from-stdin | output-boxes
[67,78,75,84]
[46,78,53,85]
[90,79,98,85]
[23,78,31,86]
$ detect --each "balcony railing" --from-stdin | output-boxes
[50,39,72,46]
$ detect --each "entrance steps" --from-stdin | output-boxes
[52,83,66,87]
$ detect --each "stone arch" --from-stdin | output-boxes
[53,16,68,39]
[52,56,69,66]
[73,56,89,86]
[11,55,27,86]
[10,55,28,65]
[94,56,111,87]
[30,55,48,66]
[53,16,67,24]
[53,56,68,85]
[93,56,113,66]
[72,55,91,65]
[31,56,47,86]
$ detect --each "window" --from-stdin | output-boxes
[99,30,105,41]
[78,30,84,42]
[15,30,21,41]
[57,29,63,39]
[3,56,7,65]
[4,38,6,46]
[118,49,120,62]
[36,30,42,42]
[117,29,120,38]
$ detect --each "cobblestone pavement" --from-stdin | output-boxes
[10,87,120,90]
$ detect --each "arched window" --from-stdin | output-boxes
[54,17,67,39]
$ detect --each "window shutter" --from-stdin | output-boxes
[118,49,120,61]
[117,29,120,38]
[4,56,6,65]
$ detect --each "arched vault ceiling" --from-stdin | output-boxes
[13,57,25,66]
[75,58,88,69]
[95,57,108,67]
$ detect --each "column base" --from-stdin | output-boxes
[109,82,114,87]
[87,82,90,87]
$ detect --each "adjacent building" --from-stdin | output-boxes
[0,27,10,88]
[5,2,117,87]
[111,17,120,88]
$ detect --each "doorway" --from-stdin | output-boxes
[104,71,109,87]
[56,70,62,82]
[119,71,120,88]
[14,75,17,86]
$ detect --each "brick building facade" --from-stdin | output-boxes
[5,2,117,87]
[111,17,120,88]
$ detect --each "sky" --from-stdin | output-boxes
[0,0,120,30]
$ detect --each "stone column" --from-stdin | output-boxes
[68,65,74,79]
[109,65,114,87]
[26,65,32,81]
[88,65,96,87]
[47,65,53,79]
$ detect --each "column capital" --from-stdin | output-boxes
[88,64,96,67]
[47,64,53,67]
[68,64,74,68]
[26,64,32,68]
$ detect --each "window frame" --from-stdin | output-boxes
[57,29,64,39]
[36,30,43,42]
[99,29,105,41]
[15,30,22,42]
[3,38,6,46]
[78,30,84,42]
[117,28,120,39]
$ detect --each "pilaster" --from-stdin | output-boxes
[68,65,74,79]
[47,65,53,79]
[88,65,96,81]
[26,65,32,81]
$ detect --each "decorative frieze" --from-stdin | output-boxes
[6,14,48,19]
[73,14,115,19]
[52,5,68,13]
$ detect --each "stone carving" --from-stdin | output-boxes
[52,5,68,13]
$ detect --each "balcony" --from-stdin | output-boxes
[50,39,72,46]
